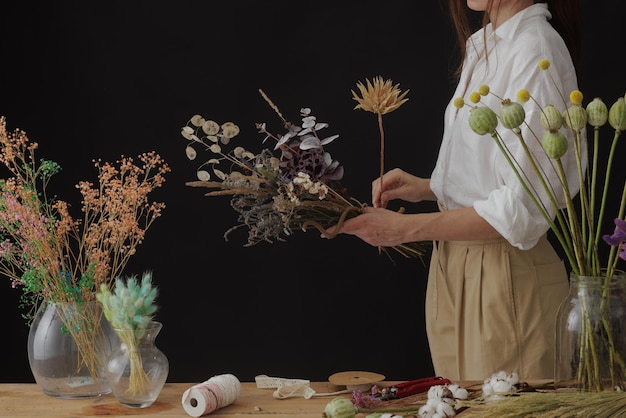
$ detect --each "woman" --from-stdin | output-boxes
[332,0,583,380]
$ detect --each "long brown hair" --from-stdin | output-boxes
[447,0,582,80]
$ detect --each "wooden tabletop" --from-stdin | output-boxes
[0,380,494,417]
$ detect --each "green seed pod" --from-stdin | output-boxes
[469,106,498,135]
[323,397,356,418]
[562,105,587,132]
[499,100,526,129]
[540,104,563,131]
[586,97,608,127]
[542,130,568,159]
[609,96,626,131]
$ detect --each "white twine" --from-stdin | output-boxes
[182,374,241,417]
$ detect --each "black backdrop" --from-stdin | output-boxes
[1,0,624,384]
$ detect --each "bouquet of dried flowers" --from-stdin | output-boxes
[97,271,159,395]
[0,116,169,379]
[455,59,626,391]
[180,88,430,260]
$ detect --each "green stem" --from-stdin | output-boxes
[491,132,578,270]
[593,129,622,268]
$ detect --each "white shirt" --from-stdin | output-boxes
[430,3,583,250]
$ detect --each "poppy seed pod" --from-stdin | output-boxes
[540,104,563,131]
[586,97,608,128]
[609,96,626,131]
[563,105,587,132]
[469,106,498,136]
[322,397,356,418]
[542,130,568,159]
[499,100,526,130]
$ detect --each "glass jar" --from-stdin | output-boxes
[106,321,169,408]
[27,300,117,398]
[555,269,626,392]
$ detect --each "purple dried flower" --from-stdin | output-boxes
[603,218,626,247]
[352,388,382,408]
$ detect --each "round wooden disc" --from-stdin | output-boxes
[328,371,385,387]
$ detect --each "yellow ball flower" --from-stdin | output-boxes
[453,97,465,109]
[569,90,584,106]
[478,84,490,96]
[516,89,530,103]
[469,91,481,104]
[538,59,551,70]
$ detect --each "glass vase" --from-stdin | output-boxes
[27,300,118,398]
[555,269,626,392]
[106,321,169,408]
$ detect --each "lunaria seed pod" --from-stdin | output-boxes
[609,96,626,131]
[586,97,608,128]
[499,100,526,130]
[562,105,587,132]
[542,130,568,159]
[540,104,563,131]
[469,106,498,135]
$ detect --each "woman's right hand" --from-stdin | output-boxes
[372,168,434,208]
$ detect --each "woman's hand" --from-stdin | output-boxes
[326,206,412,248]
[373,168,435,208]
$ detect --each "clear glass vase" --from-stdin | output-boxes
[555,269,626,392]
[27,300,118,398]
[106,321,169,408]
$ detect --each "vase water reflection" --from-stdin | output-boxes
[555,270,626,392]
[27,300,117,398]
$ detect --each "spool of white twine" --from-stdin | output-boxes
[182,374,241,417]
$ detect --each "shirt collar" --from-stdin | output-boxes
[469,3,551,45]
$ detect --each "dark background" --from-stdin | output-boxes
[1,0,624,384]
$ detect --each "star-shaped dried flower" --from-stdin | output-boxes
[352,76,409,115]
[351,76,409,207]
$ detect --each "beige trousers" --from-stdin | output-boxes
[425,235,569,381]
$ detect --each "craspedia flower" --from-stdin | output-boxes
[586,97,608,128]
[499,99,526,130]
[517,89,531,103]
[563,105,587,132]
[453,97,465,109]
[352,76,409,115]
[469,91,481,104]
[608,96,626,131]
[542,130,568,159]
[478,84,490,96]
[323,397,356,418]
[538,58,551,70]
[540,104,563,131]
[469,106,498,135]
[569,90,584,106]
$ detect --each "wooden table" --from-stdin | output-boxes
[0,380,495,417]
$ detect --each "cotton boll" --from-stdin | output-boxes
[507,371,519,386]
[490,379,512,393]
[428,385,453,399]
[447,384,468,400]
[418,403,437,417]
[436,400,456,417]
[482,380,495,396]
